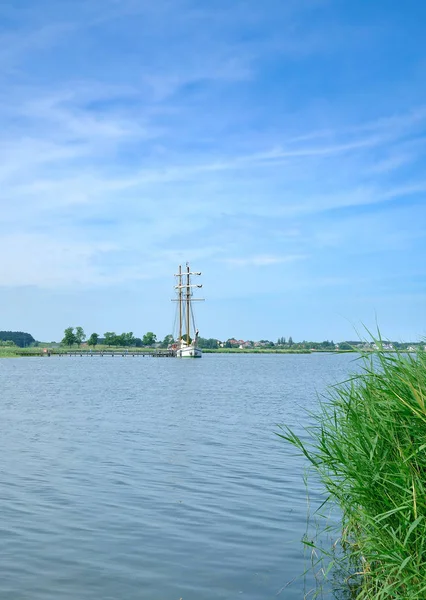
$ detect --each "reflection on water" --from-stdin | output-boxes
[0,353,356,599]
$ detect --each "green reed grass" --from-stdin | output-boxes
[279,344,426,599]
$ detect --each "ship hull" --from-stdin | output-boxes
[176,345,202,358]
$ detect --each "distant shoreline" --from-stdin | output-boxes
[2,346,418,358]
[1,347,316,357]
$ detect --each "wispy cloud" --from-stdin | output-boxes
[222,255,307,268]
[0,0,425,340]
[0,234,118,287]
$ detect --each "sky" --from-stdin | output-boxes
[0,0,425,343]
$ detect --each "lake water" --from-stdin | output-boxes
[1,353,357,600]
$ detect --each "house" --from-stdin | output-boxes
[240,341,252,349]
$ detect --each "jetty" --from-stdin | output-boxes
[15,349,176,358]
[62,350,175,357]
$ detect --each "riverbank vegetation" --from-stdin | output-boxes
[0,345,314,357]
[280,344,426,598]
[1,329,424,356]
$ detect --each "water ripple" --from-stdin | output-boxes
[0,353,355,599]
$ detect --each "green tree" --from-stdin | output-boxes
[113,333,125,346]
[288,336,294,347]
[75,326,86,346]
[197,337,219,349]
[62,327,76,347]
[161,334,174,348]
[104,332,116,346]
[123,332,135,346]
[142,332,157,346]
[338,341,353,351]
[88,333,99,346]
[0,331,35,347]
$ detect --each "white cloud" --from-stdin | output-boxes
[0,0,424,298]
[0,234,118,287]
[222,254,307,268]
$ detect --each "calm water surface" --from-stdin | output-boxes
[1,353,357,600]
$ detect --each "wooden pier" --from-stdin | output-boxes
[16,349,176,358]
[60,350,175,358]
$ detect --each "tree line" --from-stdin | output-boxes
[0,331,35,348]
[61,327,173,348]
[57,329,424,350]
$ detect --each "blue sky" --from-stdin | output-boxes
[0,0,425,342]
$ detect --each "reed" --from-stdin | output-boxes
[0,348,18,357]
[279,344,426,598]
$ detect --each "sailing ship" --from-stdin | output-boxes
[172,263,204,358]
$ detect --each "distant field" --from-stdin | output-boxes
[0,345,161,357]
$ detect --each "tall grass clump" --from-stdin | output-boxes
[280,345,426,599]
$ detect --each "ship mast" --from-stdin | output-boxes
[186,263,190,345]
[178,264,182,344]
[173,263,204,348]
